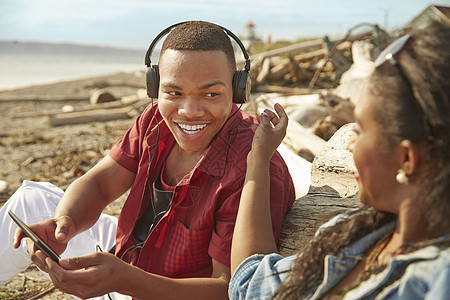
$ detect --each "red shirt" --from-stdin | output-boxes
[109,102,295,278]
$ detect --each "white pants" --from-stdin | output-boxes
[0,181,129,299]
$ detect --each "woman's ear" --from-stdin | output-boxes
[398,139,426,176]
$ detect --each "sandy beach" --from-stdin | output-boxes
[0,71,147,201]
[0,71,146,299]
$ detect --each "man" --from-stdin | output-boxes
[0,21,295,299]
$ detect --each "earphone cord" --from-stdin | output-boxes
[119,241,145,262]
[209,103,243,147]
[146,98,160,216]
[229,103,243,120]
[118,98,161,264]
[96,245,113,300]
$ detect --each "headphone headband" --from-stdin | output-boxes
[144,21,251,72]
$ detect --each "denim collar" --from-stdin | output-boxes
[310,222,396,299]
[310,222,450,300]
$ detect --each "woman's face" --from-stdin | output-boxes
[348,85,403,213]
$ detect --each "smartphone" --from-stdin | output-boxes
[8,210,61,262]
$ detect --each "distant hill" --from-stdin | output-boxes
[0,41,146,58]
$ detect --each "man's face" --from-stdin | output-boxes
[157,49,234,153]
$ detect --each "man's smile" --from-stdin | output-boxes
[176,123,208,135]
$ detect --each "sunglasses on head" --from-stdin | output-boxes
[374,34,411,68]
[373,34,417,98]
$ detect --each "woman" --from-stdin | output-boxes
[229,21,450,299]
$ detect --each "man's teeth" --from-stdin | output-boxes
[178,123,207,134]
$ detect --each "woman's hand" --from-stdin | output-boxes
[13,216,76,272]
[250,103,288,161]
[44,252,130,299]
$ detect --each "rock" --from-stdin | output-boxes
[0,180,8,193]
[278,124,360,256]
[311,123,358,197]
[61,105,75,112]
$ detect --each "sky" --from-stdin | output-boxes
[1,0,449,50]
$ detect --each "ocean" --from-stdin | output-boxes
[0,41,147,92]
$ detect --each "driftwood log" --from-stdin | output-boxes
[13,90,150,120]
[89,88,116,105]
[244,93,327,162]
[242,29,373,90]
[48,106,138,126]
[279,124,360,256]
[238,29,372,66]
[48,98,151,126]
[253,85,319,95]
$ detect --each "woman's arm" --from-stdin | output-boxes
[231,103,288,275]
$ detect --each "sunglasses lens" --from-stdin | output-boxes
[374,34,410,67]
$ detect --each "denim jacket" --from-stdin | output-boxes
[229,217,450,300]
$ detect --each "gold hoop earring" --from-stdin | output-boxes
[396,169,409,185]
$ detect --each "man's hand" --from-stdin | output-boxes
[13,216,76,271]
[44,252,129,299]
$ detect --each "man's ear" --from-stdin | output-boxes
[398,139,424,176]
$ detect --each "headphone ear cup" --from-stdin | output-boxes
[232,70,251,104]
[146,65,160,99]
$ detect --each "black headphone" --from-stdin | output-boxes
[144,21,251,103]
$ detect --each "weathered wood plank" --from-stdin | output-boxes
[279,192,360,256]
[48,107,137,126]
[279,124,360,256]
